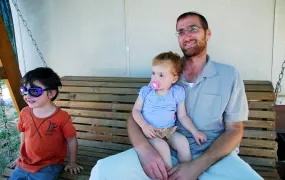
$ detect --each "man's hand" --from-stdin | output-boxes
[168,161,203,180]
[142,123,157,139]
[192,131,207,145]
[8,158,18,169]
[136,145,169,180]
[64,162,83,174]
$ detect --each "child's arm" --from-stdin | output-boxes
[64,137,83,174]
[132,96,157,139]
[177,103,207,145]
[8,133,24,168]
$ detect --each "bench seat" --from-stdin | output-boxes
[1,76,279,180]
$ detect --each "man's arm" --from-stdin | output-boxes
[127,114,149,149]
[127,115,169,180]
[197,121,243,170]
[168,121,244,180]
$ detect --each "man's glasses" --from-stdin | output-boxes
[175,25,203,36]
[20,86,50,97]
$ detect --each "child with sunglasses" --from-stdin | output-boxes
[8,67,83,180]
[132,52,207,169]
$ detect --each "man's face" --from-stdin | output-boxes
[176,16,211,58]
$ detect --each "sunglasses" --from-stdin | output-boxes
[20,86,50,97]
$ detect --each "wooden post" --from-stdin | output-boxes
[0,15,26,113]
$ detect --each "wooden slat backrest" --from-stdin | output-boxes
[55,76,146,176]
[55,77,281,179]
[2,77,278,180]
[56,77,281,179]
[56,77,277,178]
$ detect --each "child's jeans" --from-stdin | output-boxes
[9,164,63,180]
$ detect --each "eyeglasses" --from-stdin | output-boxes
[20,86,50,97]
[175,25,203,36]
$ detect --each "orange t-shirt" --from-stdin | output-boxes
[17,106,76,173]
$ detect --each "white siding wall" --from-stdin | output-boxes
[9,0,285,98]
[272,0,285,103]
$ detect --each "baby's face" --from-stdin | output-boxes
[151,62,178,91]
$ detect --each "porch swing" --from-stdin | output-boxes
[0,1,282,180]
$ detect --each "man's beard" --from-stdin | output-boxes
[181,37,207,58]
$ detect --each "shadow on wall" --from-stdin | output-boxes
[59,67,149,78]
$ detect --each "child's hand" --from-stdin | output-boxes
[8,158,18,169]
[141,123,157,139]
[64,162,83,174]
[193,131,207,145]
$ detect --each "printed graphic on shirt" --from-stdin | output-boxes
[45,121,58,136]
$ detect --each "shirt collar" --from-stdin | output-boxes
[179,55,217,84]
[200,55,217,78]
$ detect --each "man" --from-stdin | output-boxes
[90,12,263,180]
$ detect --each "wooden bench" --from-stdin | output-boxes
[1,76,279,180]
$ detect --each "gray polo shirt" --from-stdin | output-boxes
[176,56,248,156]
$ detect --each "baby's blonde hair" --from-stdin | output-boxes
[152,51,183,76]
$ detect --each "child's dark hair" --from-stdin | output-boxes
[153,51,183,76]
[22,67,62,101]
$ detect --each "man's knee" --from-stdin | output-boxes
[201,152,263,180]
[90,160,105,180]
[90,149,151,180]
[90,149,140,175]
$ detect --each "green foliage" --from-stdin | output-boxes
[0,128,20,175]
[0,156,9,176]
[0,80,4,87]
[0,81,20,175]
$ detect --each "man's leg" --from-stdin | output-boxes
[198,151,263,180]
[90,148,151,180]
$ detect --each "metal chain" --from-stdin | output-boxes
[275,59,285,100]
[11,0,48,67]
[0,84,12,162]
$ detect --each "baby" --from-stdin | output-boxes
[132,51,207,168]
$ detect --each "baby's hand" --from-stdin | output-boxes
[64,162,83,174]
[8,158,18,168]
[141,123,157,139]
[193,131,207,145]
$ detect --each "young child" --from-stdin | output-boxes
[132,52,207,168]
[8,67,83,180]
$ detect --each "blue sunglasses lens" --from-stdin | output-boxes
[20,87,45,97]
[20,87,27,96]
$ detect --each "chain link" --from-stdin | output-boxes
[11,0,48,67]
[0,84,12,162]
[275,59,285,100]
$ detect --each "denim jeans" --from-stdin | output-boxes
[9,164,63,180]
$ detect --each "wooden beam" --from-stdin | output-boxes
[0,67,7,79]
[0,15,26,113]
